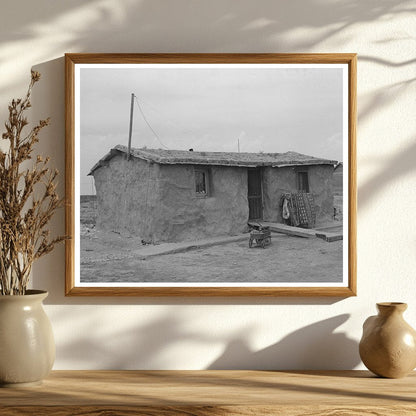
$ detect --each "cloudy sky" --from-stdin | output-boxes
[79,64,345,194]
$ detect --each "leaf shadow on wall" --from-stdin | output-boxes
[54,313,209,369]
[356,55,416,210]
[53,308,359,370]
[0,0,414,97]
[207,314,360,370]
[358,138,416,210]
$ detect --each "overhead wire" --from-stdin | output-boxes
[135,96,199,138]
[133,95,169,149]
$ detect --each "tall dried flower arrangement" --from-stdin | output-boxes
[0,71,65,295]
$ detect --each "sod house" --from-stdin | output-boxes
[88,145,337,242]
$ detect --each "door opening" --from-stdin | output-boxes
[247,168,263,220]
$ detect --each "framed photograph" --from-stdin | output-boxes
[65,53,356,296]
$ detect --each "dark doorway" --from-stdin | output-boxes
[247,168,263,220]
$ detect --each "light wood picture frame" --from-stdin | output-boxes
[65,53,356,296]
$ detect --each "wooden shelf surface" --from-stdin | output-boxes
[1,370,415,415]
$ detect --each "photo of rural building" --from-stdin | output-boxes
[78,64,346,284]
[89,146,337,243]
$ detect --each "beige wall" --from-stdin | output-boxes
[1,1,415,370]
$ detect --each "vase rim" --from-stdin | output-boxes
[0,290,48,301]
[377,302,407,311]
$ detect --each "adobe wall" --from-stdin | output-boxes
[308,165,335,223]
[154,164,249,242]
[262,166,296,222]
[263,165,334,225]
[93,158,334,242]
[93,154,161,238]
[332,166,343,196]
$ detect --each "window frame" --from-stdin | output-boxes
[194,167,211,197]
[296,169,310,193]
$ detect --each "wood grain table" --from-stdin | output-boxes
[1,370,415,415]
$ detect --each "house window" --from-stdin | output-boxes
[195,168,210,197]
[297,171,309,192]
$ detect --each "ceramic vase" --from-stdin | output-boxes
[0,290,55,387]
[359,302,416,378]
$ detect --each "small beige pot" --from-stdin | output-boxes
[0,290,55,387]
[359,302,416,378]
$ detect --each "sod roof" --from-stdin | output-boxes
[89,145,337,174]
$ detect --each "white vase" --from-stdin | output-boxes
[0,290,55,387]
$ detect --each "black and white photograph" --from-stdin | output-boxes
[65,54,356,296]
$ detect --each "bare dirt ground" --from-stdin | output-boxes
[80,197,343,283]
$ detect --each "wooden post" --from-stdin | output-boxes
[127,93,134,160]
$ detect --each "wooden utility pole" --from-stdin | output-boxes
[127,93,134,160]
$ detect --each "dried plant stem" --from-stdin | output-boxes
[0,71,65,295]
